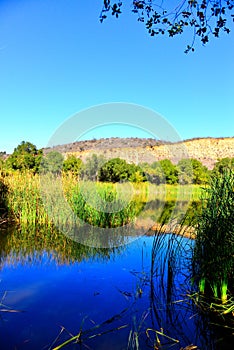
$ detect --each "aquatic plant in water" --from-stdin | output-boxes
[192,169,234,308]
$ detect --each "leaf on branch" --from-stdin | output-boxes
[100,1,234,52]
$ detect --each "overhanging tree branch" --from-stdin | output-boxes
[100,1,234,52]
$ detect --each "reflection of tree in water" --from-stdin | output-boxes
[0,225,124,267]
[142,200,202,225]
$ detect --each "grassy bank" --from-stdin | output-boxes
[0,171,203,228]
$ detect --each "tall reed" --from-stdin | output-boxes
[2,171,202,230]
[192,168,234,304]
[3,171,48,225]
[2,172,148,228]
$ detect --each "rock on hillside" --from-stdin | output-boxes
[44,137,234,169]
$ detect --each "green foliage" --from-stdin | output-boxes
[177,158,193,184]
[0,177,8,216]
[177,158,209,184]
[98,157,146,183]
[81,154,106,181]
[13,141,38,155]
[129,169,146,183]
[6,141,42,173]
[0,158,5,174]
[63,155,83,177]
[99,158,130,182]
[100,1,234,52]
[140,162,165,184]
[159,159,178,184]
[71,181,144,228]
[141,159,209,185]
[40,151,64,174]
[2,170,202,235]
[212,157,234,177]
[190,158,210,184]
[193,168,234,302]
[0,151,6,158]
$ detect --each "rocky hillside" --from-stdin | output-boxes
[45,137,234,169]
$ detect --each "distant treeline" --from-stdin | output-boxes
[1,141,233,185]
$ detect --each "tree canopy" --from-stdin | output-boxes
[40,151,64,174]
[3,141,231,185]
[98,157,146,182]
[177,158,209,184]
[6,141,42,172]
[140,161,165,184]
[100,1,234,52]
[63,155,83,177]
[211,157,234,176]
[159,159,179,184]
[81,154,106,181]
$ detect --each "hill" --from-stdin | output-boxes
[44,137,234,169]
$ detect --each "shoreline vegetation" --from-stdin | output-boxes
[0,170,202,228]
[0,140,233,324]
[1,139,232,229]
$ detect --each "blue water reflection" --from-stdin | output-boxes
[0,227,232,349]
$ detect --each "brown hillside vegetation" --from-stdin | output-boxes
[45,137,234,169]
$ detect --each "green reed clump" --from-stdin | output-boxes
[69,181,145,228]
[3,172,148,228]
[4,171,50,225]
[2,171,202,231]
[192,168,234,304]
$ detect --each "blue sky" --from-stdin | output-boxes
[0,0,233,153]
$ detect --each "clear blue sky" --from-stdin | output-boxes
[0,0,233,154]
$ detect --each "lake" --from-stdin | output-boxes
[0,221,233,350]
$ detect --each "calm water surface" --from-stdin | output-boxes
[0,224,232,350]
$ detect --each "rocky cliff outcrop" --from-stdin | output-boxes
[45,137,234,169]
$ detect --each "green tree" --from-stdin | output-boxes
[99,158,130,182]
[177,158,193,184]
[101,1,234,52]
[159,159,178,184]
[99,157,145,183]
[6,141,42,172]
[190,158,210,184]
[0,151,6,158]
[129,168,146,183]
[81,154,106,181]
[12,141,38,155]
[177,158,209,184]
[140,161,165,184]
[63,155,83,177]
[40,151,64,174]
[212,157,234,177]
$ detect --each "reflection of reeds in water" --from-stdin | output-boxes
[48,225,208,350]
[148,216,225,350]
[3,222,229,349]
[1,172,233,348]
[0,225,119,266]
